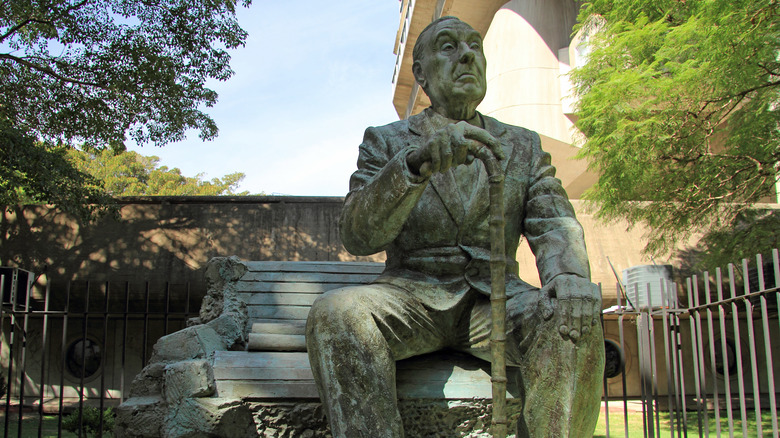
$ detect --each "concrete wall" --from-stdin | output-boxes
[1,197,382,293]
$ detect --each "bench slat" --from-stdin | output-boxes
[247,333,306,351]
[243,261,384,274]
[241,271,380,284]
[248,306,311,321]
[237,282,356,294]
[251,322,306,335]
[243,293,319,306]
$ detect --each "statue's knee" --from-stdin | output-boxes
[307,288,366,331]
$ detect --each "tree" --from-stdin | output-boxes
[0,120,112,221]
[571,0,779,269]
[1,0,250,216]
[66,148,250,196]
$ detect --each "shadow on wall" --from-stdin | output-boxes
[0,197,384,295]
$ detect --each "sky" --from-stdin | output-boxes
[128,1,403,196]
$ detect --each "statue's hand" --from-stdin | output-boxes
[406,121,503,178]
[539,274,601,344]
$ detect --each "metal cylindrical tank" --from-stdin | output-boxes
[622,265,674,309]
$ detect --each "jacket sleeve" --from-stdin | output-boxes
[339,126,429,256]
[522,131,591,285]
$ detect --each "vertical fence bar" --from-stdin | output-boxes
[756,253,778,437]
[57,282,71,438]
[727,264,748,438]
[16,273,33,438]
[184,283,191,323]
[741,259,763,437]
[2,272,12,438]
[647,283,662,437]
[704,272,722,437]
[774,249,780,333]
[142,283,150,367]
[716,268,735,437]
[672,282,689,437]
[637,282,656,438]
[687,275,704,436]
[98,281,110,437]
[659,280,676,437]
[688,276,709,437]
[601,307,610,438]
[121,282,130,403]
[78,281,91,438]
[616,282,630,438]
[37,282,51,438]
[163,282,171,336]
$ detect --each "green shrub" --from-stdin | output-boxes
[62,407,115,437]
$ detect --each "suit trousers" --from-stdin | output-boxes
[306,282,604,437]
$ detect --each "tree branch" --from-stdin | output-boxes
[0,53,106,89]
[0,0,92,43]
[0,18,56,42]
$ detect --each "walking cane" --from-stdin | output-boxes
[473,146,508,437]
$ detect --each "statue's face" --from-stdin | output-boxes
[415,20,487,112]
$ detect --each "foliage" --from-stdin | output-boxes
[571,0,779,269]
[0,0,250,218]
[1,0,250,148]
[0,121,114,221]
[62,407,115,437]
[67,148,250,196]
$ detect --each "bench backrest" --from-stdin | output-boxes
[236,261,384,351]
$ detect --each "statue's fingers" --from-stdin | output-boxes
[558,297,571,339]
[462,125,503,160]
[569,299,583,343]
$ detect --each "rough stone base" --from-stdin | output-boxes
[248,399,522,438]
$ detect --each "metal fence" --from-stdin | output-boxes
[0,274,195,437]
[602,248,780,437]
[1,250,778,437]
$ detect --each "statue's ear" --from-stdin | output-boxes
[412,61,426,89]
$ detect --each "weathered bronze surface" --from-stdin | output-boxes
[306,16,604,438]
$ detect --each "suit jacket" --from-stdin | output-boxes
[340,108,590,310]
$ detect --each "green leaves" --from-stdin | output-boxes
[572,0,780,268]
[0,0,251,149]
[0,120,115,222]
[0,0,251,219]
[66,148,250,196]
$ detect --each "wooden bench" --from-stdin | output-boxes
[212,261,521,401]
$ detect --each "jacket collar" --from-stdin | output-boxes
[408,107,508,140]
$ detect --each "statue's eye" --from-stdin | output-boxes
[440,42,455,52]
[470,42,481,50]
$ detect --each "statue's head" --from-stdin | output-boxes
[412,17,487,119]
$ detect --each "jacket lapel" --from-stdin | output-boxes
[406,110,514,227]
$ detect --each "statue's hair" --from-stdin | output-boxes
[412,16,466,65]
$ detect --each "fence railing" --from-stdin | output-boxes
[602,248,779,437]
[0,276,194,437]
[1,250,778,437]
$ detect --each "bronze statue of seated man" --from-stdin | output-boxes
[306,16,604,438]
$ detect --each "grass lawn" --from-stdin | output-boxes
[594,408,775,437]
[0,413,81,437]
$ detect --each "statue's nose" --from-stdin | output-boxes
[459,44,476,63]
